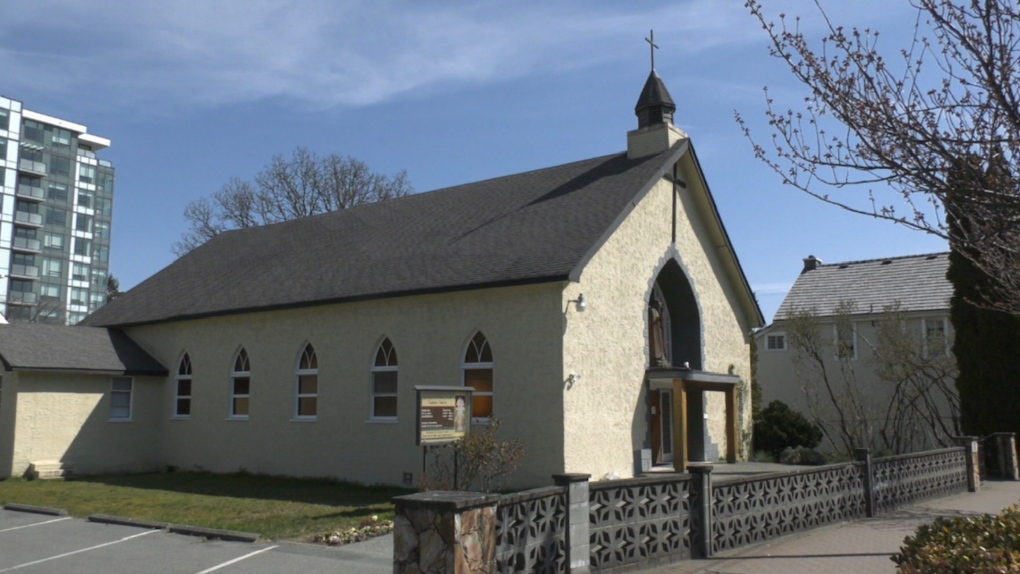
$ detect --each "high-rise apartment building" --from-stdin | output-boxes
[0,96,114,325]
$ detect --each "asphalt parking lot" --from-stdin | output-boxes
[0,507,391,573]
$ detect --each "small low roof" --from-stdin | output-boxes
[773,252,951,321]
[0,323,167,376]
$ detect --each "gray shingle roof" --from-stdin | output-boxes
[773,252,952,321]
[85,147,689,327]
[0,323,167,375]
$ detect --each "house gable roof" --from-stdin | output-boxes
[84,142,762,329]
[773,252,951,322]
[0,323,167,376]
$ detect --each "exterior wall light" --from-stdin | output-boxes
[566,372,581,389]
[569,293,586,311]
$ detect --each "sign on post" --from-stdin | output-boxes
[415,386,473,445]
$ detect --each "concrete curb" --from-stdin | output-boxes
[4,503,69,516]
[167,524,259,543]
[88,513,169,530]
[87,513,259,542]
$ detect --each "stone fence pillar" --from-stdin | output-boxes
[393,491,499,574]
[953,436,981,492]
[687,464,714,558]
[553,473,591,573]
[854,448,875,518]
[993,433,1020,481]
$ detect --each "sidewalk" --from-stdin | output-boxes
[651,480,1020,574]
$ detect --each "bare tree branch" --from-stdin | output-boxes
[174,148,413,256]
[740,0,1020,312]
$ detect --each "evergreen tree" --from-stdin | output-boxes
[946,159,1020,437]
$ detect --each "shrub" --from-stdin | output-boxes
[753,400,823,458]
[892,504,1020,573]
[778,446,827,466]
[419,418,525,493]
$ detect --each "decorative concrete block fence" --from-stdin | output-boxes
[394,439,1015,574]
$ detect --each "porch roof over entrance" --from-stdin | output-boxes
[646,367,739,392]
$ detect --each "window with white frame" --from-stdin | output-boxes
[462,331,493,421]
[295,344,318,419]
[766,333,787,351]
[110,377,132,420]
[834,322,857,359]
[175,353,192,417]
[371,338,398,420]
[923,317,948,357]
[230,348,250,418]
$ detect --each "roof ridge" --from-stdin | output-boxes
[815,251,950,268]
[210,151,629,240]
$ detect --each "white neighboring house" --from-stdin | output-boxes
[754,253,958,454]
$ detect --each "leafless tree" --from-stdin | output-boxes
[739,0,1020,312]
[174,148,412,255]
[785,302,959,456]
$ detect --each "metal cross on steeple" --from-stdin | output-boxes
[645,29,659,71]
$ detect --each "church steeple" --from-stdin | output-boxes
[627,30,687,159]
[634,70,676,129]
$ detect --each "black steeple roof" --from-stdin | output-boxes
[634,70,676,129]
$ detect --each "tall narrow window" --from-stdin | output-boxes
[923,318,948,357]
[230,348,250,419]
[110,377,132,420]
[175,353,192,417]
[295,344,318,419]
[834,322,857,359]
[371,338,398,420]
[462,332,493,421]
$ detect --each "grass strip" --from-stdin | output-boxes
[0,472,410,541]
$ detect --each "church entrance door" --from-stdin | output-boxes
[659,390,674,463]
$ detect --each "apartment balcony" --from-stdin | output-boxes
[9,264,40,279]
[16,184,45,201]
[76,148,96,160]
[12,237,42,253]
[7,291,38,306]
[17,159,47,176]
[14,212,43,227]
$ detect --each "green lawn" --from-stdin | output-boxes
[0,472,411,541]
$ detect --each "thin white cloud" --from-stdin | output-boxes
[0,0,788,113]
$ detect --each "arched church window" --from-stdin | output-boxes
[175,352,192,417]
[295,343,318,419]
[462,331,493,421]
[371,338,398,420]
[230,348,250,419]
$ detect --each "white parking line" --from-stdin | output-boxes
[0,528,158,572]
[193,545,279,574]
[0,516,72,534]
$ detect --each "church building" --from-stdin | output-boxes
[0,67,763,487]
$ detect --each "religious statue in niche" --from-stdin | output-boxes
[649,297,671,367]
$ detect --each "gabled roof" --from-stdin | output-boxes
[84,141,761,329]
[773,252,951,322]
[0,323,167,376]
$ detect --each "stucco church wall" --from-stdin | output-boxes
[561,159,753,479]
[126,283,565,489]
[9,372,163,476]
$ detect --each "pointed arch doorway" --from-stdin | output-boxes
[645,261,740,471]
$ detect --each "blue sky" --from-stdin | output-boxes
[0,0,948,323]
